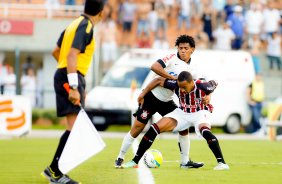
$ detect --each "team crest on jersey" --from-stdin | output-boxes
[141,110,149,119]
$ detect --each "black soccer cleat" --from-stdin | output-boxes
[180,160,204,169]
[41,166,80,184]
[115,158,124,168]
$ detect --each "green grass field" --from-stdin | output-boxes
[0,137,281,184]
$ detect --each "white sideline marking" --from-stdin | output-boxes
[163,160,282,165]
[132,139,155,184]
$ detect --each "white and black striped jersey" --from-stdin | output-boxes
[151,52,204,102]
[163,79,217,113]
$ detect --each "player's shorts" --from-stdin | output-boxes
[133,91,177,124]
[54,68,86,117]
[164,108,211,136]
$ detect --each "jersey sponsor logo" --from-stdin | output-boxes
[141,110,149,119]
[168,71,177,76]
[162,53,176,63]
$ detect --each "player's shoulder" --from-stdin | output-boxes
[160,52,177,63]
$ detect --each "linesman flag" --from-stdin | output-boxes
[59,84,106,174]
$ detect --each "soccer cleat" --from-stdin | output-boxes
[121,160,138,168]
[180,160,204,169]
[214,162,230,170]
[41,167,81,184]
[115,158,124,168]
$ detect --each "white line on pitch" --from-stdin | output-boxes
[132,139,155,184]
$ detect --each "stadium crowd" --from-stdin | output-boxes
[0,0,281,109]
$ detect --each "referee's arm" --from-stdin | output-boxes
[52,30,65,62]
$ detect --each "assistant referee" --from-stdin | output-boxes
[41,1,104,184]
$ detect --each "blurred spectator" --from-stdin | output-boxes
[223,0,234,21]
[212,0,226,23]
[152,33,169,49]
[201,4,215,42]
[266,32,281,71]
[136,32,151,48]
[212,22,235,50]
[262,1,280,40]
[227,5,245,50]
[45,0,60,10]
[194,25,209,49]
[176,0,192,31]
[36,63,44,108]
[244,34,263,74]
[22,55,35,75]
[99,4,118,73]
[0,60,8,95]
[245,3,263,44]
[3,65,16,96]
[246,74,265,133]
[21,68,36,107]
[136,2,150,37]
[65,0,76,5]
[120,0,136,47]
[148,2,158,36]
[155,1,168,39]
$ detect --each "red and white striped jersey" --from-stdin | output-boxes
[164,79,216,113]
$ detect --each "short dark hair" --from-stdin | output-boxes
[175,35,195,48]
[178,71,193,83]
[84,0,104,16]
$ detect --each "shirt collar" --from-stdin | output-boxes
[177,52,192,65]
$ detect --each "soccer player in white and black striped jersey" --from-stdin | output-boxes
[122,71,229,170]
[115,35,208,169]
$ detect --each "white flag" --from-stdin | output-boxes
[59,109,106,174]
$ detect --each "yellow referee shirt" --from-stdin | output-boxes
[56,15,95,76]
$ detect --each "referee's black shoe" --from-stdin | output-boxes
[41,166,81,184]
[180,160,204,169]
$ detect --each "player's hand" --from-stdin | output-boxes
[137,94,145,108]
[69,89,80,105]
[202,94,211,105]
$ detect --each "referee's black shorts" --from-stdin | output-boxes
[54,68,86,117]
[133,91,177,124]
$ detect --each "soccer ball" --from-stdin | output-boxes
[143,149,163,168]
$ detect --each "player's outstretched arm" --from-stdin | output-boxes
[137,77,166,105]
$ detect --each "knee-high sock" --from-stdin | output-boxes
[178,134,190,164]
[50,130,70,175]
[117,131,135,159]
[133,124,160,164]
[201,128,225,164]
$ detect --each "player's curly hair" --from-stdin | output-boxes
[84,0,105,16]
[175,35,195,48]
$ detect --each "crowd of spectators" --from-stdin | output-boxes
[95,0,282,73]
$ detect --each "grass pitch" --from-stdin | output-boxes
[0,136,281,184]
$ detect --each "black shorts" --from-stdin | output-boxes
[54,68,86,117]
[123,21,132,32]
[133,91,177,124]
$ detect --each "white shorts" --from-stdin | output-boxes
[102,42,117,62]
[164,108,211,136]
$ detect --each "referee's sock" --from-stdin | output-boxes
[50,130,70,176]
[201,127,225,164]
[132,124,160,164]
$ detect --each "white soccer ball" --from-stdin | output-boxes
[143,149,163,168]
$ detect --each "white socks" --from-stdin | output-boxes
[178,134,190,164]
[117,131,135,159]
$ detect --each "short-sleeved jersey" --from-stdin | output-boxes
[163,79,217,113]
[57,15,95,76]
[151,52,203,102]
